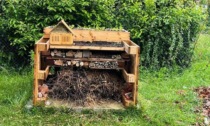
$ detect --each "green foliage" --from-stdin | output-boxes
[0,0,206,69]
[208,0,210,26]
[115,0,206,69]
[0,0,115,65]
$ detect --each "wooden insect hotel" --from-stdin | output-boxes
[34,20,140,109]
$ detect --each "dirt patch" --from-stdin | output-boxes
[195,87,210,117]
[194,87,210,125]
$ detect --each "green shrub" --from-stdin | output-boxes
[0,0,206,69]
[116,0,206,69]
[208,0,210,26]
[0,0,115,65]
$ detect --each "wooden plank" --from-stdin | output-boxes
[123,41,139,54]
[130,55,136,104]
[73,29,130,42]
[124,42,130,54]
[38,66,50,80]
[134,47,140,105]
[43,34,50,38]
[129,46,138,54]
[130,41,139,54]
[46,40,50,50]
[73,30,93,42]
[37,43,46,51]
[42,27,130,42]
[124,40,140,105]
[37,40,49,51]
[60,33,73,45]
[36,37,49,44]
[92,31,109,41]
[122,69,135,83]
[50,33,60,44]
[33,44,40,105]
[119,32,130,41]
[50,45,125,51]
[46,57,125,62]
[50,33,73,45]
[37,43,47,51]
[38,71,45,80]
[129,46,140,105]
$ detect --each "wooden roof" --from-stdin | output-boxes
[50,20,75,35]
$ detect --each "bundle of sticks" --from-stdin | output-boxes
[46,68,125,106]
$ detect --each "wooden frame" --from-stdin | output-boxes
[33,38,50,104]
[33,20,140,108]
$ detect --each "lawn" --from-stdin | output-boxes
[0,34,209,126]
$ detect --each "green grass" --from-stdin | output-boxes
[0,34,210,126]
[140,34,210,125]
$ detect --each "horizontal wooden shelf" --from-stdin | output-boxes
[44,57,125,70]
[46,57,127,62]
[50,45,125,51]
[73,29,130,42]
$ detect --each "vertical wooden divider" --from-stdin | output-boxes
[134,47,140,104]
[33,44,40,105]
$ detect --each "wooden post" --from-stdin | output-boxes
[33,44,39,105]
[133,47,140,105]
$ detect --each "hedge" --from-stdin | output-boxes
[0,0,206,69]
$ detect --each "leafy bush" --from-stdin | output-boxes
[116,0,206,68]
[0,0,206,69]
[208,0,210,26]
[0,0,115,66]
